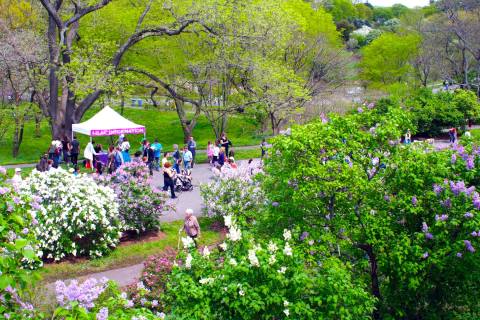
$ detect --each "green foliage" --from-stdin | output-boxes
[360,32,420,86]
[405,89,478,136]
[0,167,40,318]
[164,218,375,319]
[260,104,480,318]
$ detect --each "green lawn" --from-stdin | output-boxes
[0,107,267,165]
[37,217,221,283]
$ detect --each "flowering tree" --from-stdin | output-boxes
[200,161,264,222]
[19,169,122,261]
[161,216,375,319]
[95,162,168,234]
[0,166,39,319]
[262,104,480,318]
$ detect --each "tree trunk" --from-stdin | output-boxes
[359,243,382,320]
[174,98,198,143]
[12,108,25,158]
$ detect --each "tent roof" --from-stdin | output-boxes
[72,106,145,137]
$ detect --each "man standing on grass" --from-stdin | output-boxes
[187,136,196,168]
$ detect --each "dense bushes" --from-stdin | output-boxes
[200,161,264,222]
[162,216,375,319]
[19,169,122,261]
[406,88,480,136]
[0,167,40,318]
[96,162,168,234]
[261,104,480,318]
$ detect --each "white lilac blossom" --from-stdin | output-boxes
[181,237,195,249]
[283,229,292,241]
[283,242,293,256]
[19,169,121,260]
[229,258,238,266]
[248,249,260,267]
[268,255,277,265]
[227,226,242,242]
[267,241,278,253]
[219,242,227,251]
[202,246,211,257]
[199,277,215,285]
[185,254,193,269]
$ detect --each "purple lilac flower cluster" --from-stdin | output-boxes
[55,277,108,310]
[450,143,477,170]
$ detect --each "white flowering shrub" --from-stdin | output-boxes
[200,161,264,221]
[162,216,375,319]
[19,169,122,261]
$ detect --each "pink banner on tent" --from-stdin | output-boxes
[90,127,146,136]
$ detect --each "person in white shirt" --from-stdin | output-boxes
[120,137,131,163]
[84,140,97,171]
[212,141,220,164]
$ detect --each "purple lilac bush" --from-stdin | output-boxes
[96,162,168,234]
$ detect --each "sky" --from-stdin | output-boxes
[367,0,431,8]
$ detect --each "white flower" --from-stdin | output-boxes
[219,242,227,251]
[283,229,292,241]
[284,309,290,316]
[267,241,278,253]
[284,300,289,307]
[239,289,245,296]
[181,236,195,249]
[185,254,193,269]
[283,242,293,256]
[227,226,242,242]
[229,258,238,266]
[248,249,260,267]
[199,277,214,285]
[278,266,287,274]
[268,255,276,265]
[224,215,233,227]
[202,246,210,257]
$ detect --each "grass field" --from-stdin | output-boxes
[0,107,267,165]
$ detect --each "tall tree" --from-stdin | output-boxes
[37,0,208,139]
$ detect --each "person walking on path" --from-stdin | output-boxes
[11,168,22,186]
[404,129,411,145]
[220,133,232,157]
[448,127,457,143]
[152,139,162,171]
[183,146,193,170]
[70,136,80,166]
[121,137,131,163]
[182,208,200,246]
[163,162,176,199]
[187,136,197,167]
[206,141,214,164]
[146,142,155,176]
[260,138,267,158]
[172,144,181,173]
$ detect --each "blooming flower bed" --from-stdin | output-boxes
[19,168,122,261]
[200,161,264,221]
[95,162,168,234]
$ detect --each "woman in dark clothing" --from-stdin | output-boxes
[163,162,176,198]
[107,145,116,174]
[61,136,70,164]
[220,133,232,157]
[218,147,226,167]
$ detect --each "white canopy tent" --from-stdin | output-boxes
[72,106,146,139]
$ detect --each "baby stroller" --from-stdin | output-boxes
[175,169,193,192]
